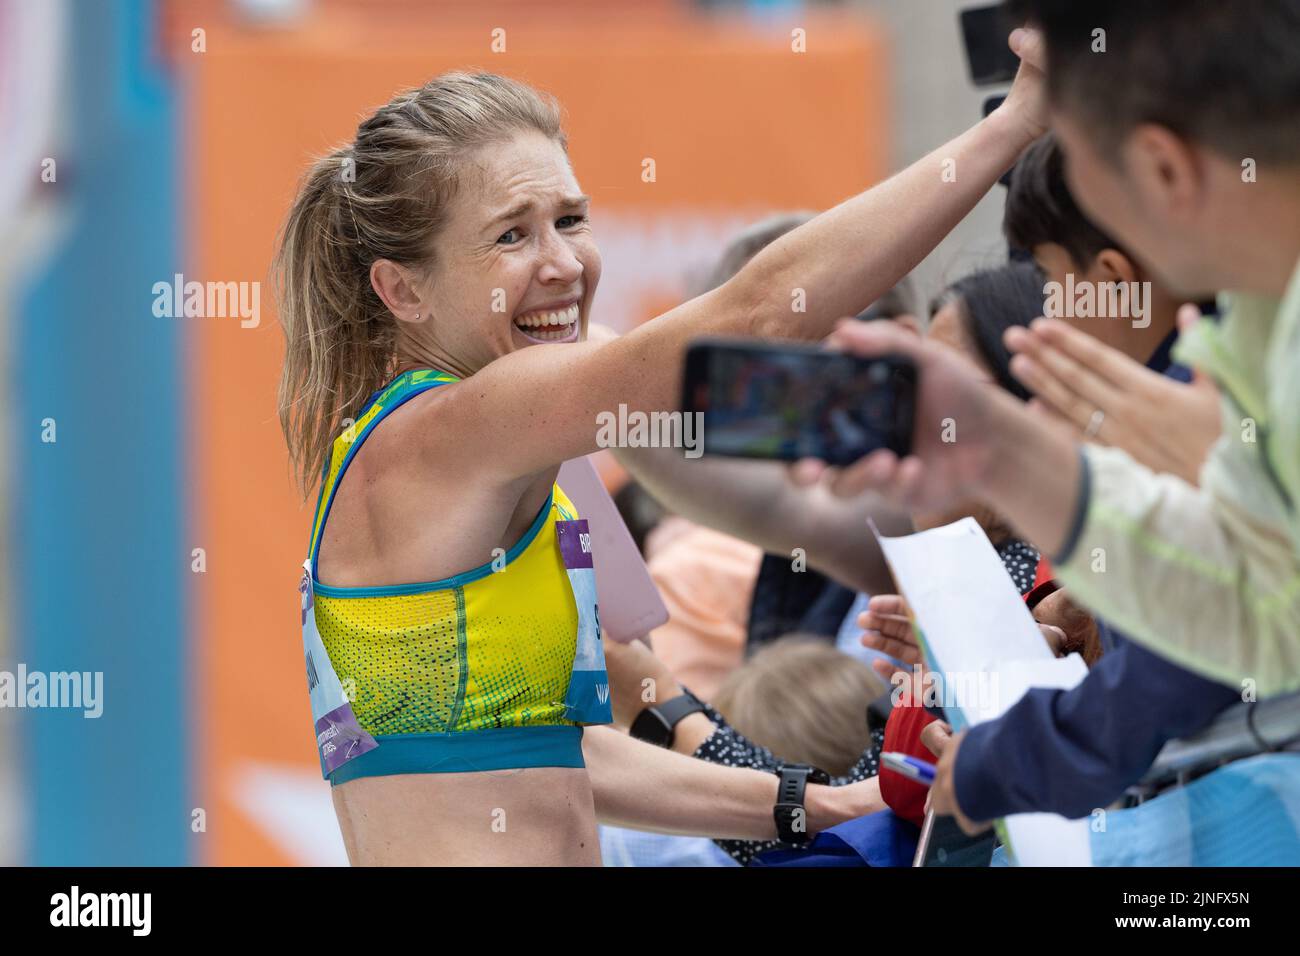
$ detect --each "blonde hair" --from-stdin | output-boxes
[273,72,566,497]
[713,636,887,777]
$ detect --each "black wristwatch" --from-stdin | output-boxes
[629,692,707,747]
[773,763,831,845]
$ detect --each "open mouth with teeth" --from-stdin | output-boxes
[512,303,581,343]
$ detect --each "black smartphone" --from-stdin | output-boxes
[960,4,1021,87]
[681,338,917,466]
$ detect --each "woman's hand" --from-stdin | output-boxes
[1005,309,1222,485]
[807,775,885,833]
[602,637,683,730]
[995,27,1050,141]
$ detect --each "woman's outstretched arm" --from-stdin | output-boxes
[582,725,883,840]
[614,446,910,595]
[436,31,1048,484]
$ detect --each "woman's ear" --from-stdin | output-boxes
[1093,248,1140,285]
[370,259,428,325]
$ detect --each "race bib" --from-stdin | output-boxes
[299,560,378,777]
[555,520,613,724]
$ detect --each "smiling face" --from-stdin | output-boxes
[408,130,601,372]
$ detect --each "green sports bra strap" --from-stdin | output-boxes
[309,370,458,571]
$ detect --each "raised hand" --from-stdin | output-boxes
[997,27,1050,141]
[858,593,924,689]
[792,319,1013,514]
[1005,308,1221,485]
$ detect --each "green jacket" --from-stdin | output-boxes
[1058,257,1300,696]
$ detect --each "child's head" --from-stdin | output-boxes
[914,261,1043,543]
[929,260,1044,401]
[713,637,887,777]
[1005,134,1147,289]
[1004,134,1176,346]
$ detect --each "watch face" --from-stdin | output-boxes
[631,707,674,746]
[648,712,673,744]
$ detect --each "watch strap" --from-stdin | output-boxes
[773,763,831,845]
[629,692,706,747]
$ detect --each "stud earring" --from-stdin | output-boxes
[413,312,420,320]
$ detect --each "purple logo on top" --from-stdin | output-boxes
[556,519,594,571]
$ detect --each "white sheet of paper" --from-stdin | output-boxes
[874,517,1092,866]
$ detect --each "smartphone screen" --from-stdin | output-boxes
[960,4,1020,87]
[682,338,916,465]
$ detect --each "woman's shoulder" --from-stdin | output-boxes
[364,372,462,448]
[334,377,469,500]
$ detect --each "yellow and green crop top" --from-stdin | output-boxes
[306,369,595,783]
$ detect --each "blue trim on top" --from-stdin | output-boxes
[328,726,585,784]
[309,375,452,576]
[313,489,556,597]
[308,369,437,553]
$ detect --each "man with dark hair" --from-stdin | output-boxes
[933,130,1244,832]
[812,5,1300,831]
[1003,134,1184,376]
[1005,0,1300,169]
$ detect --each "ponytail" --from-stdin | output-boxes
[274,146,395,498]
[273,72,565,498]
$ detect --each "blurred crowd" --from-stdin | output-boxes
[596,0,1300,866]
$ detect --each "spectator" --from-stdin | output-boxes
[1003,134,1187,375]
[1003,133,1222,484]
[712,637,887,777]
[601,636,886,866]
[810,1,1300,836]
[642,511,762,702]
[909,123,1247,833]
[811,0,1300,702]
